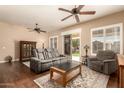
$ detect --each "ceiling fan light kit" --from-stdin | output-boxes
[59,5,96,23]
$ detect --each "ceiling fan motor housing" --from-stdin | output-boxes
[34,28,40,31]
[72,8,78,14]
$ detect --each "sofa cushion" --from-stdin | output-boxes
[47,48,54,58]
[54,48,60,57]
[96,50,115,61]
[39,59,52,64]
[59,56,67,60]
[88,60,104,72]
[52,57,61,61]
[51,48,56,58]
[37,49,45,60]
[38,53,45,60]
[32,49,39,58]
[43,49,49,59]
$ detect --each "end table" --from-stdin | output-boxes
[82,56,88,65]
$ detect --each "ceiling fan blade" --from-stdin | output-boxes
[79,11,96,15]
[39,30,47,33]
[76,5,84,12]
[75,15,80,23]
[29,30,33,32]
[61,15,73,21]
[27,28,34,32]
[36,31,41,33]
[27,28,32,30]
[58,8,72,14]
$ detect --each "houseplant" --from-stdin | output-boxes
[5,56,12,63]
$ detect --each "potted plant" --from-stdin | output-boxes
[5,56,12,63]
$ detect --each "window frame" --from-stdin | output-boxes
[90,23,123,55]
[49,35,58,49]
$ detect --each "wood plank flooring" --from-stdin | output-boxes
[0,62,118,88]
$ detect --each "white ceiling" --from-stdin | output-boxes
[0,5,124,32]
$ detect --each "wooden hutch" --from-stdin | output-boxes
[20,41,36,62]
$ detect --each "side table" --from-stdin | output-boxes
[82,56,88,65]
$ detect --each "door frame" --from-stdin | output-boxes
[61,28,82,61]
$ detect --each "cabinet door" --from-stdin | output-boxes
[23,43,26,57]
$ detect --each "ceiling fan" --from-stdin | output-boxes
[28,23,47,33]
[58,5,96,23]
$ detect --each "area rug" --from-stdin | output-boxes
[33,65,109,88]
[22,61,30,68]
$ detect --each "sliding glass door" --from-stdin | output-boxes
[64,35,71,55]
[71,33,80,61]
[63,33,80,61]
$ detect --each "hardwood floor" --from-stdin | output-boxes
[107,71,118,88]
[0,62,48,88]
[0,62,118,88]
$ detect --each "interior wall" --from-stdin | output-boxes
[49,11,124,60]
[0,22,49,63]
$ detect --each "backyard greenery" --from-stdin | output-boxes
[72,38,80,57]
[72,51,80,56]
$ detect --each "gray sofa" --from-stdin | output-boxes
[30,48,70,73]
[87,50,117,75]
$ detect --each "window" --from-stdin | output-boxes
[91,23,123,55]
[49,36,58,49]
[92,29,104,53]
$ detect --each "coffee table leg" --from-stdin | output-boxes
[63,73,66,87]
[50,69,53,80]
[79,65,82,74]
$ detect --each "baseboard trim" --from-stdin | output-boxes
[0,59,19,63]
[0,60,7,63]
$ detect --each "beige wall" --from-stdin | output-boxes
[0,22,49,63]
[49,11,124,60]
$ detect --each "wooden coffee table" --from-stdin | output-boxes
[50,61,82,87]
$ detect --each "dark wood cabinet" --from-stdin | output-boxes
[20,41,36,62]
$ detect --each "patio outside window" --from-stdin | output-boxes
[91,23,122,55]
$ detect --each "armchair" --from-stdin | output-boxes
[87,50,117,74]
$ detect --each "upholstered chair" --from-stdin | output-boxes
[87,50,117,74]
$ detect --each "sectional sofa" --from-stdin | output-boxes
[30,48,71,73]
